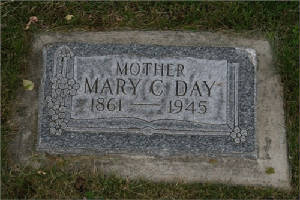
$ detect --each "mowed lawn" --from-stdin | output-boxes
[1,2,299,199]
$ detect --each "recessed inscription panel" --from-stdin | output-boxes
[71,56,227,125]
[38,43,256,157]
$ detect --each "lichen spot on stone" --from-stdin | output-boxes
[265,167,275,175]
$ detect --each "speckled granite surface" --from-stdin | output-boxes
[38,43,256,158]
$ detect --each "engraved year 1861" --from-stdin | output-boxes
[91,98,122,112]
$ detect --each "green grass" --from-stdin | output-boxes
[1,2,299,199]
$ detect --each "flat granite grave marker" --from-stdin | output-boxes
[11,32,290,189]
[38,43,256,157]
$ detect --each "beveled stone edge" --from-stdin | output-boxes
[37,43,256,158]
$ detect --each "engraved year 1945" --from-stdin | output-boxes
[168,99,208,114]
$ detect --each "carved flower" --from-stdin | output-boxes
[47,104,68,136]
[50,127,62,136]
[46,96,58,108]
[50,104,65,118]
[50,74,80,98]
[65,78,80,96]
[230,127,248,144]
